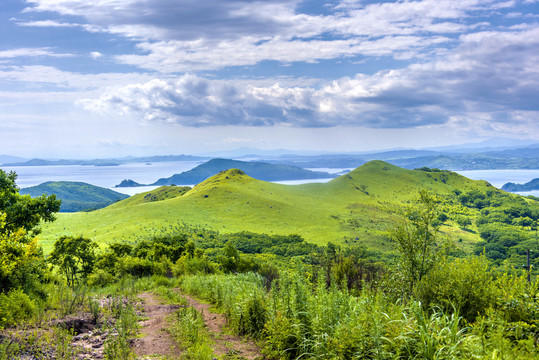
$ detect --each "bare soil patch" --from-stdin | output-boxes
[132,291,182,358]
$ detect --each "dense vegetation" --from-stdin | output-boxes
[20,181,129,212]
[2,165,539,359]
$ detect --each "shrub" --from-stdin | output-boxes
[173,256,218,276]
[258,262,279,291]
[0,289,36,328]
[87,269,115,287]
[116,256,155,277]
[415,256,497,322]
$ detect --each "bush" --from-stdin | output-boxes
[0,289,36,328]
[87,269,115,287]
[116,256,155,277]
[258,262,279,291]
[415,256,497,322]
[173,256,218,276]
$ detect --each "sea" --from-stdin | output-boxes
[1,162,539,197]
[456,170,539,198]
[0,161,203,196]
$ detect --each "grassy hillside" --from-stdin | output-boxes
[114,185,191,206]
[20,181,129,212]
[36,161,510,253]
[152,158,335,185]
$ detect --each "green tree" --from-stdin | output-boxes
[391,190,444,297]
[0,170,60,296]
[455,215,472,229]
[49,236,98,287]
[0,214,46,295]
[0,169,60,236]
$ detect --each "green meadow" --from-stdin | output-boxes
[37,161,504,253]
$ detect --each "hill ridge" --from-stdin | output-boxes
[38,160,517,252]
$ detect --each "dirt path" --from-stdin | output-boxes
[132,290,263,359]
[133,292,182,358]
[182,293,263,360]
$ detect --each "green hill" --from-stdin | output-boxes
[20,181,129,212]
[116,185,191,206]
[151,158,335,185]
[502,178,539,192]
[37,161,513,253]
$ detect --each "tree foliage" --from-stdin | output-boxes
[49,235,98,287]
[0,215,45,295]
[392,190,444,297]
[0,170,61,237]
[0,170,60,297]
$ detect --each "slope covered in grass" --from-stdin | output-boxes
[113,186,191,207]
[20,181,129,212]
[37,161,509,253]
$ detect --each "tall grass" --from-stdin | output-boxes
[169,306,215,360]
[181,270,539,360]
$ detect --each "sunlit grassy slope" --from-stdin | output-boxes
[37,161,496,253]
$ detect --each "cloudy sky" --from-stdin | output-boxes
[1,0,538,158]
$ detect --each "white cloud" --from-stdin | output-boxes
[80,25,539,131]
[0,65,154,90]
[0,47,74,58]
[21,0,516,73]
[15,19,79,27]
[90,51,103,59]
[5,0,537,150]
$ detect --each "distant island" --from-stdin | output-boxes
[115,158,335,187]
[20,181,129,212]
[150,158,336,186]
[501,178,539,192]
[115,179,144,187]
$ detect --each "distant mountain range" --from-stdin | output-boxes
[1,154,208,167]
[4,140,539,171]
[20,181,129,212]
[266,146,539,170]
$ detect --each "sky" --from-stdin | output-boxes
[1,0,539,158]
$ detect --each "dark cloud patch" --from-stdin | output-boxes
[26,0,299,41]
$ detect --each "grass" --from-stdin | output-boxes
[36,161,511,253]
